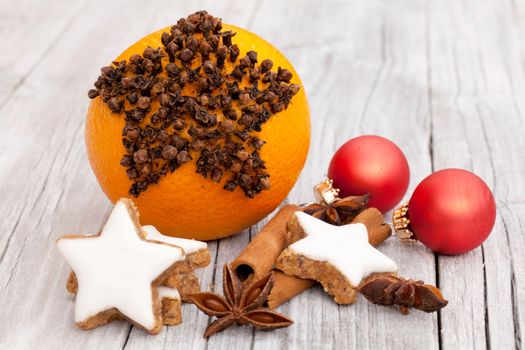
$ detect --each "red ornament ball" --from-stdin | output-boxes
[408,169,496,255]
[328,135,410,213]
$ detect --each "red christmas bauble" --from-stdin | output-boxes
[328,135,410,212]
[407,169,496,255]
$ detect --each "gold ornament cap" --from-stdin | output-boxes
[392,203,418,242]
[313,179,340,205]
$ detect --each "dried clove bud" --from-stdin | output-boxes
[277,67,293,83]
[239,55,252,69]
[220,119,235,133]
[120,155,133,167]
[126,168,139,180]
[162,145,178,160]
[221,30,236,46]
[88,89,99,99]
[179,48,194,62]
[161,32,171,46]
[229,44,240,62]
[107,97,124,113]
[137,96,151,110]
[260,59,273,73]
[236,149,249,161]
[165,63,181,77]
[133,149,150,164]
[259,176,270,190]
[177,150,191,164]
[125,127,140,141]
[173,118,185,130]
[126,92,138,104]
[247,50,258,64]
[203,60,216,74]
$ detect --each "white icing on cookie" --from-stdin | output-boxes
[142,225,207,255]
[57,199,185,332]
[289,211,398,286]
[158,286,180,300]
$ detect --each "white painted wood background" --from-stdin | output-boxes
[0,0,523,349]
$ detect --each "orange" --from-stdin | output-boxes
[85,23,310,240]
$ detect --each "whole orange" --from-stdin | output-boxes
[85,22,310,240]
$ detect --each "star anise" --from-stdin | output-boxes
[359,274,448,315]
[188,264,293,337]
[303,193,370,225]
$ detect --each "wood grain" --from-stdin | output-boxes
[0,0,523,349]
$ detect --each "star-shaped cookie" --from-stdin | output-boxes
[66,224,210,302]
[57,198,187,334]
[276,211,398,304]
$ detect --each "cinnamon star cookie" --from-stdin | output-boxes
[57,198,189,334]
[276,211,398,304]
[66,224,210,301]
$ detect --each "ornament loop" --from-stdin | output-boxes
[392,203,418,243]
[313,179,340,205]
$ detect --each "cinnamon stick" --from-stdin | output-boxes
[267,271,315,309]
[230,204,300,284]
[352,208,392,246]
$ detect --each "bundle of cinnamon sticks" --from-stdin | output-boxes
[230,203,392,308]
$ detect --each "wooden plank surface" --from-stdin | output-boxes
[0,0,523,349]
